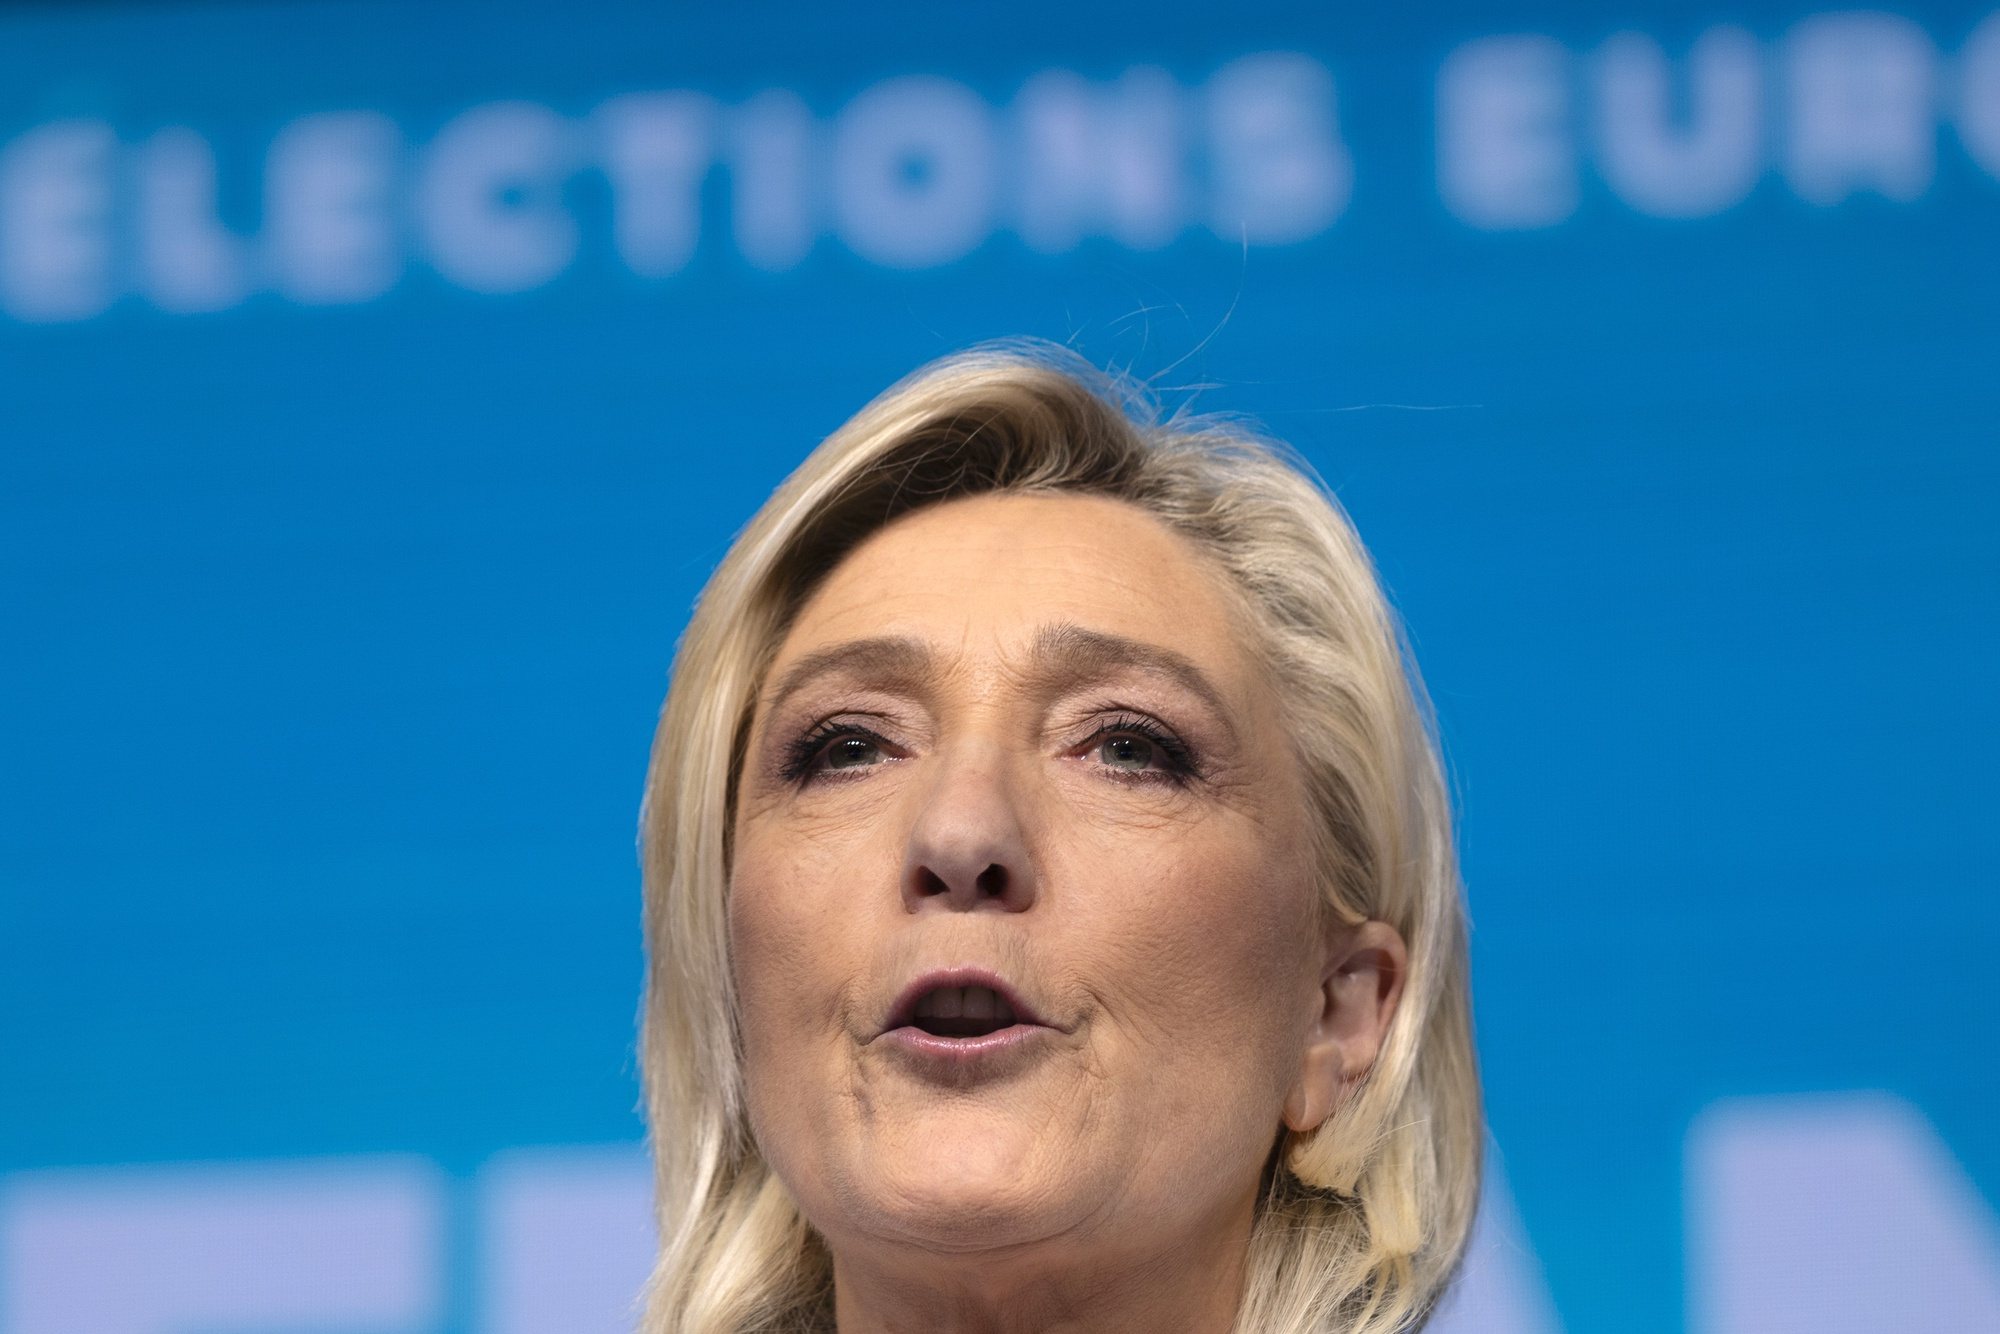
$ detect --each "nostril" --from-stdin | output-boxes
[903,857,1032,912]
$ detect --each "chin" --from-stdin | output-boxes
[848,1118,1084,1251]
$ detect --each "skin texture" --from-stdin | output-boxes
[729,491,1407,1334]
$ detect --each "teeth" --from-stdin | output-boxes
[906,984,1021,1029]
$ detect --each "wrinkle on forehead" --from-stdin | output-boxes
[764,491,1265,704]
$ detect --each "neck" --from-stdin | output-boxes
[828,1192,1255,1334]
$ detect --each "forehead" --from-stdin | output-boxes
[777,491,1250,667]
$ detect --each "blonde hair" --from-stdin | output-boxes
[636,339,1482,1333]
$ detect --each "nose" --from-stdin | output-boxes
[900,739,1039,914]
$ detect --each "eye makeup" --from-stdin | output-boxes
[772,705,1206,790]
[1076,712,1204,786]
[778,718,899,785]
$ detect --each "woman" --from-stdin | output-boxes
[637,340,1480,1333]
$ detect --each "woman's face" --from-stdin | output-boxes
[729,491,1392,1288]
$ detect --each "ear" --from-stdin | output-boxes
[1281,918,1409,1134]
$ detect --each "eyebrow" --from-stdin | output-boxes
[1029,623,1237,729]
[765,635,938,717]
[762,620,1238,736]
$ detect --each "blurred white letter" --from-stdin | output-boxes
[0,121,117,322]
[417,101,580,294]
[1782,12,1937,205]
[0,1156,444,1334]
[1438,36,1578,229]
[597,91,717,280]
[727,89,818,272]
[136,127,251,314]
[1205,53,1349,244]
[1013,66,1185,252]
[832,76,995,268]
[1594,28,1764,218]
[477,1145,656,1334]
[1687,1093,2000,1334]
[1957,12,2000,179]
[264,111,403,304]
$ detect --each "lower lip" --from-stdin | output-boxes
[876,1023,1055,1074]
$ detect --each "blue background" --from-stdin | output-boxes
[2,2,1996,1330]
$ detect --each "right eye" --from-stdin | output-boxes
[821,734,884,770]
[780,723,893,785]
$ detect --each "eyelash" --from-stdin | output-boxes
[777,713,1203,788]
[777,720,882,786]
[1090,714,1202,785]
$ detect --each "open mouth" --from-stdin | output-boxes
[880,970,1051,1046]
[905,984,1019,1039]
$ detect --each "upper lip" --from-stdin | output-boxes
[880,967,1054,1035]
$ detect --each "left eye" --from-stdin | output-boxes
[1096,732,1160,772]
[1082,719,1196,785]
[823,736,882,770]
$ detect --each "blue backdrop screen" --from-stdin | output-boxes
[3,2,1997,1331]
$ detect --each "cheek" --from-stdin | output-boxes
[727,826,865,1089]
[1072,813,1314,1084]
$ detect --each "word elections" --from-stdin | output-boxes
[0,53,1347,323]
[0,11,1995,325]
